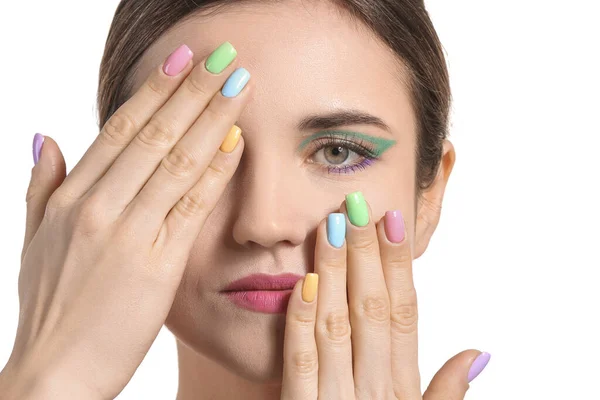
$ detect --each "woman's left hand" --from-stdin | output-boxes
[281,192,490,399]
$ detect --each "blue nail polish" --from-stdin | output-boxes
[327,213,346,248]
[222,67,250,98]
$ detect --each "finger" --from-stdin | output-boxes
[423,350,490,400]
[60,43,197,200]
[281,274,319,400]
[342,192,394,399]
[376,209,421,399]
[156,131,244,250]
[22,135,67,264]
[126,72,252,236]
[91,42,241,214]
[313,216,355,399]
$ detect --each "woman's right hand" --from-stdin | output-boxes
[0,42,251,400]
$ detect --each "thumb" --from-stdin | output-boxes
[22,133,67,263]
[423,349,491,400]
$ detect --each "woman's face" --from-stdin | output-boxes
[130,0,443,382]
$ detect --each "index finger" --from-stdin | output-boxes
[60,43,198,200]
[376,209,422,399]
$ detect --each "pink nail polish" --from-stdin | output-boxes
[163,44,193,76]
[384,210,405,243]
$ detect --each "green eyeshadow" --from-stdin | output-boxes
[298,130,397,157]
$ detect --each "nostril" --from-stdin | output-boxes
[232,217,306,249]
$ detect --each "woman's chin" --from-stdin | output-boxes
[166,307,288,383]
[214,341,286,383]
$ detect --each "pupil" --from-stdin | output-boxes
[325,146,349,164]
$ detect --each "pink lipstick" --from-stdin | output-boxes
[221,273,304,314]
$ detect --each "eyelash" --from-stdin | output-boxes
[307,134,379,174]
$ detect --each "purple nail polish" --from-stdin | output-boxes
[467,352,491,383]
[33,133,45,165]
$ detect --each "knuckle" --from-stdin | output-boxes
[202,106,227,124]
[184,74,211,97]
[288,312,315,328]
[350,236,378,254]
[74,198,107,234]
[352,294,390,323]
[319,258,346,271]
[161,146,197,179]
[175,188,209,218]
[206,159,228,179]
[46,189,76,212]
[390,294,419,334]
[145,75,170,97]
[290,350,318,376]
[100,112,138,146]
[385,251,412,269]
[136,117,176,148]
[25,179,44,205]
[318,310,351,343]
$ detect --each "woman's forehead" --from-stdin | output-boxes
[132,1,415,137]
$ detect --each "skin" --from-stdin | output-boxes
[126,2,457,398]
[0,1,482,400]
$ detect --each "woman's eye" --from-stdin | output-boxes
[313,145,361,166]
[306,138,379,174]
[300,132,395,175]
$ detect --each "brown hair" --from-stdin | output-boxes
[97,0,450,195]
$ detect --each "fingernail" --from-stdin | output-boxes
[220,125,242,153]
[163,44,194,77]
[301,273,319,303]
[222,68,251,98]
[384,210,405,243]
[205,42,237,74]
[345,191,369,227]
[33,133,45,165]
[327,213,346,248]
[467,352,491,383]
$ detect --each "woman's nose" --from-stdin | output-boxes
[231,168,308,249]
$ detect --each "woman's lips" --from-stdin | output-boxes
[223,290,294,313]
[221,273,304,314]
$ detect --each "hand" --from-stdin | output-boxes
[281,192,490,399]
[3,42,252,399]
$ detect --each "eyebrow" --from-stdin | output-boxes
[296,110,392,135]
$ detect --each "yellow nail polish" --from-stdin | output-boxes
[220,125,242,153]
[301,273,319,303]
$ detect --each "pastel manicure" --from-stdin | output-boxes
[220,125,242,153]
[467,352,491,383]
[301,273,319,303]
[205,42,237,74]
[33,133,45,165]
[346,191,369,227]
[222,68,251,98]
[163,44,194,76]
[327,213,346,248]
[384,210,405,243]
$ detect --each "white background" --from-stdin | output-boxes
[1,1,599,399]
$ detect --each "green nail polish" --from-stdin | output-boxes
[205,42,237,74]
[346,191,369,227]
